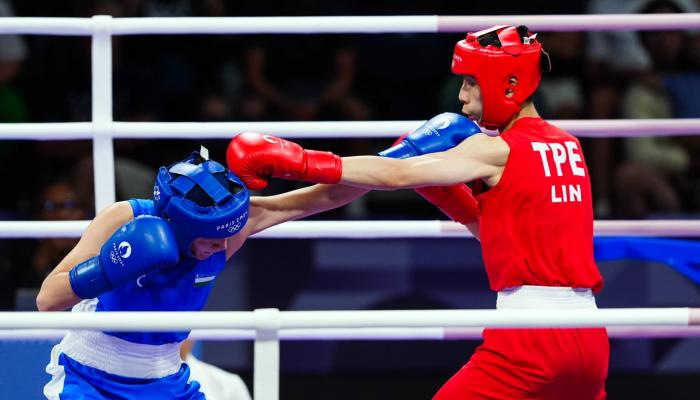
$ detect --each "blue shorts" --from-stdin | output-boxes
[44,352,205,400]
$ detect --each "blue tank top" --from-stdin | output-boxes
[95,199,228,345]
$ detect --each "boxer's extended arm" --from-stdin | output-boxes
[224,184,367,259]
[247,184,368,234]
[226,113,479,191]
[341,133,509,190]
[36,202,134,311]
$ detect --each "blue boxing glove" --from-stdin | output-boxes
[378,112,481,159]
[69,216,179,299]
[379,118,482,225]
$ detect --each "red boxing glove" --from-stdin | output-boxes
[415,184,480,225]
[227,132,342,190]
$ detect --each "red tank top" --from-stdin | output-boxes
[477,117,603,292]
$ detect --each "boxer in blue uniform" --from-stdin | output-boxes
[37,147,369,399]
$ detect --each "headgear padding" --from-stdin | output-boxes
[452,25,543,130]
[154,150,250,257]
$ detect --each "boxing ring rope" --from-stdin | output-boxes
[1,14,700,35]
[6,326,700,341]
[1,308,699,331]
[0,220,698,239]
[1,14,700,400]
[2,119,700,140]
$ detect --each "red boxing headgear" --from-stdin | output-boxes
[451,25,543,130]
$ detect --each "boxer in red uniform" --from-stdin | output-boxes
[227,25,609,399]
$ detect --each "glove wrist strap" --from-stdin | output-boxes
[69,256,112,299]
[305,150,342,184]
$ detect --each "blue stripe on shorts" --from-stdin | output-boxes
[57,353,205,399]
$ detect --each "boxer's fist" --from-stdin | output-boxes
[415,184,479,225]
[69,216,179,299]
[227,132,342,190]
[379,113,481,159]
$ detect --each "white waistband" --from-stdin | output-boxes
[497,285,597,310]
[59,330,183,379]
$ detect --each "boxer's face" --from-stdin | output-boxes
[458,75,483,124]
[191,237,227,260]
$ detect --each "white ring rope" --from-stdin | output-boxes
[0,220,697,239]
[4,326,700,341]
[0,308,698,331]
[0,119,699,140]
[1,15,700,36]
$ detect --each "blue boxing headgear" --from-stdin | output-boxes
[154,149,250,258]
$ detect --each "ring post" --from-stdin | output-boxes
[254,308,280,400]
[91,15,116,213]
